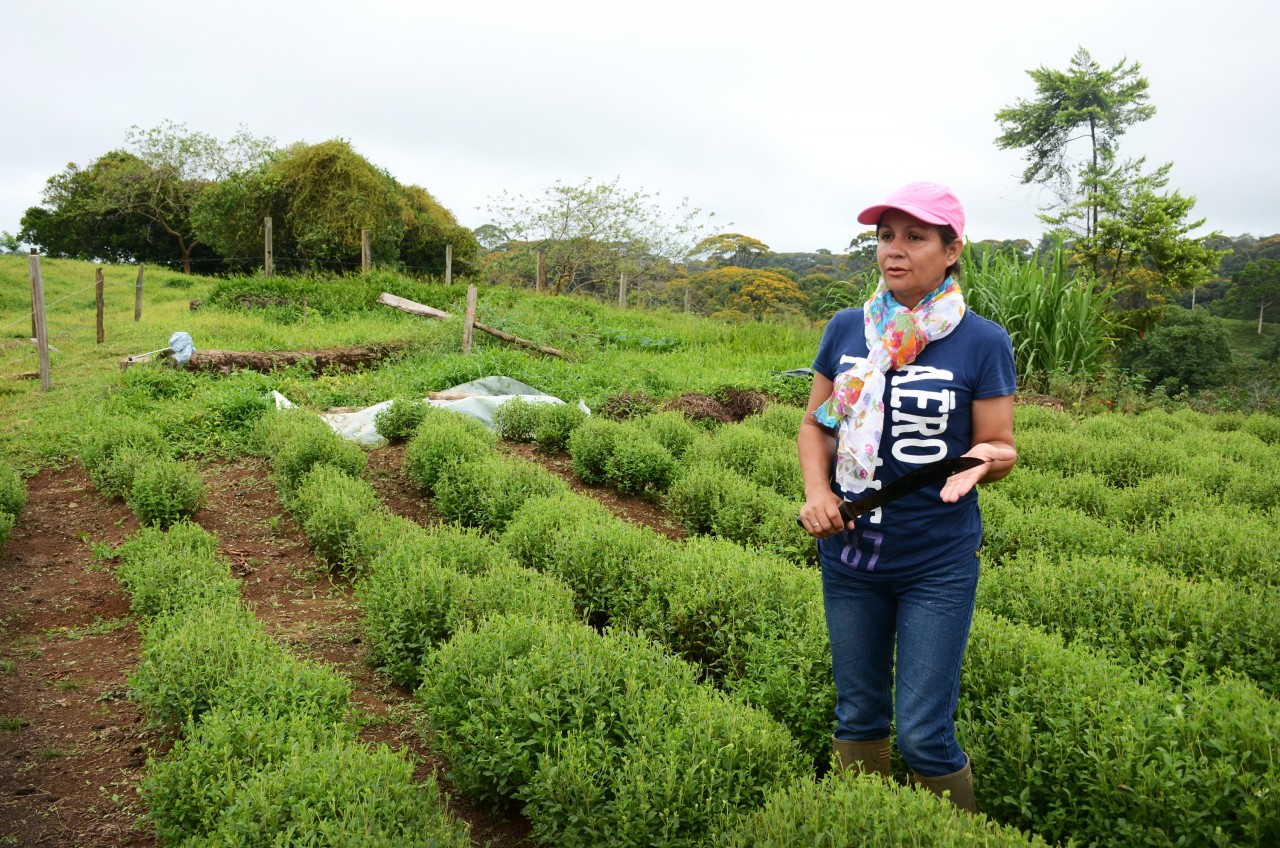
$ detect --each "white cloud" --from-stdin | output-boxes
[3,0,1276,251]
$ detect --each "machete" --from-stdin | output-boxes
[797,455,988,528]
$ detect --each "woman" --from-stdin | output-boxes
[797,181,1017,812]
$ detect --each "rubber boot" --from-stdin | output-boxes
[832,735,891,778]
[911,756,976,814]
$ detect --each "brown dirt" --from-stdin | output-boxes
[0,439,683,847]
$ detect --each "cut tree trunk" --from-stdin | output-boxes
[120,342,412,374]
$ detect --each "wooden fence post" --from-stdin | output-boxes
[463,285,477,354]
[28,253,51,391]
[619,272,627,309]
[28,248,37,338]
[445,244,453,284]
[361,229,371,273]
[684,287,691,313]
[134,263,144,321]
[536,250,545,294]
[96,268,105,343]
[264,216,274,278]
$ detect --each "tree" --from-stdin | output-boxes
[1116,306,1231,394]
[691,232,769,268]
[107,122,271,273]
[195,139,474,276]
[996,46,1155,248]
[484,177,716,297]
[1045,158,1228,304]
[997,48,1224,299]
[21,150,218,268]
[1224,259,1280,332]
[398,184,479,277]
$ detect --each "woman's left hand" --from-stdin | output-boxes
[939,443,1018,503]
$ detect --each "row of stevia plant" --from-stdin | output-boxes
[75,427,472,846]
[975,407,1280,696]
[501,397,1280,699]
[266,403,1045,847]
[490,396,816,564]
[401,404,1280,848]
[0,462,26,550]
[635,400,1280,697]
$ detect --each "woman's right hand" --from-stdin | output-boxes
[798,489,849,538]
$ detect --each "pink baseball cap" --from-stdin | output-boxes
[857,181,965,239]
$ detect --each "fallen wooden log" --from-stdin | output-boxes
[377,292,565,358]
[120,342,412,375]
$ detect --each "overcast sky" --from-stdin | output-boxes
[3,0,1277,255]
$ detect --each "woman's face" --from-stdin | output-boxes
[876,209,962,309]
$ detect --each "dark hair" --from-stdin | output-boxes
[940,224,962,280]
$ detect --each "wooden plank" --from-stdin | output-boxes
[377,291,452,319]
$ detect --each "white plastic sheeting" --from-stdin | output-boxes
[270,376,588,447]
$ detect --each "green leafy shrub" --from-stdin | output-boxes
[523,684,806,848]
[416,615,704,806]
[419,521,517,575]
[978,489,1126,564]
[127,458,206,527]
[177,729,471,847]
[115,522,238,620]
[374,398,428,442]
[567,417,624,483]
[1131,504,1280,586]
[962,611,1280,847]
[80,417,169,500]
[615,536,834,762]
[979,553,1280,694]
[1116,306,1232,394]
[741,403,806,440]
[1241,412,1280,445]
[671,464,813,565]
[1014,403,1074,432]
[143,707,354,844]
[402,407,497,491]
[157,375,273,458]
[533,403,588,453]
[293,465,383,573]
[665,462,724,535]
[450,563,577,634]
[0,463,27,518]
[270,421,366,503]
[433,453,568,531]
[130,600,274,726]
[0,513,14,550]
[503,492,667,623]
[357,553,466,687]
[632,410,701,458]
[492,396,541,441]
[130,600,350,727]
[723,768,1048,847]
[347,511,434,567]
[604,431,676,499]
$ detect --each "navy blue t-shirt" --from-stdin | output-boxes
[812,307,1016,578]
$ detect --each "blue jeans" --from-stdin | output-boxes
[821,556,979,777]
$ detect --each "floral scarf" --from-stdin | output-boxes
[813,277,966,493]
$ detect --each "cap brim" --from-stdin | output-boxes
[856,202,950,228]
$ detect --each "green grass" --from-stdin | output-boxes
[0,256,820,471]
[1218,315,1278,359]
